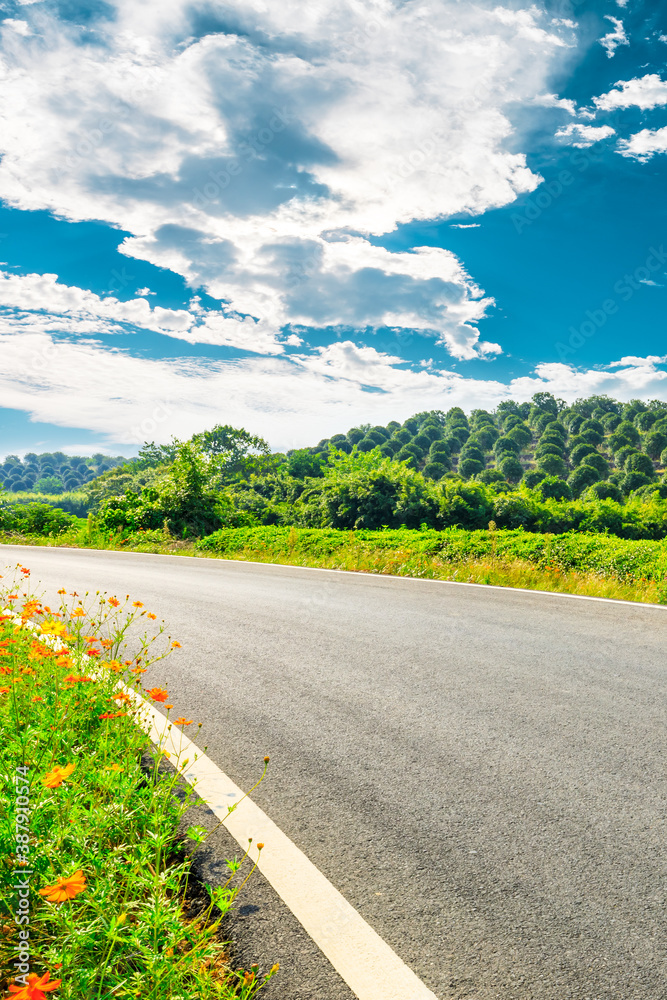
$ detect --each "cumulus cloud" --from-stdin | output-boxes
[532,93,577,115]
[0,269,292,353]
[599,16,629,58]
[594,74,667,111]
[1,322,666,453]
[617,126,667,161]
[0,0,575,359]
[555,123,616,148]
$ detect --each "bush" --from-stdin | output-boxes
[570,443,597,466]
[568,463,601,497]
[392,428,412,446]
[296,449,442,529]
[644,431,667,460]
[357,436,379,452]
[535,443,564,460]
[460,445,485,464]
[616,421,640,447]
[494,436,520,457]
[622,471,652,494]
[459,457,485,479]
[523,470,546,489]
[625,452,655,478]
[423,461,448,480]
[581,452,609,478]
[499,455,524,483]
[429,440,450,458]
[581,481,624,503]
[536,476,572,501]
[0,502,80,535]
[507,424,531,448]
[537,454,568,478]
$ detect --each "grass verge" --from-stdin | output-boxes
[0,563,277,999]
[2,523,667,604]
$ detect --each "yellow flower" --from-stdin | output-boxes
[42,763,76,788]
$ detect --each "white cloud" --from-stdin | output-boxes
[617,126,667,161]
[0,269,291,354]
[599,16,629,58]
[450,223,481,229]
[532,93,577,115]
[0,0,576,359]
[594,74,667,110]
[555,123,616,148]
[1,325,666,453]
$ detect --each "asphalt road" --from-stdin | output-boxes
[3,545,666,1000]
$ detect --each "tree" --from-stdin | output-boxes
[499,455,524,483]
[644,431,667,460]
[568,464,600,497]
[459,457,485,479]
[523,470,546,489]
[537,454,568,478]
[625,452,655,478]
[570,443,597,466]
[423,461,448,480]
[286,449,324,479]
[531,392,559,416]
[536,476,572,501]
[582,481,623,503]
[494,436,520,457]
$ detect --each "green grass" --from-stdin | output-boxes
[0,567,277,999]
[4,524,667,605]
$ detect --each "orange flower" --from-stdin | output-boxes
[63,675,94,684]
[147,613,157,620]
[171,641,182,648]
[42,763,76,788]
[108,597,120,607]
[55,657,73,669]
[32,696,43,703]
[130,666,146,675]
[174,717,193,726]
[132,601,144,608]
[8,971,62,999]
[57,588,66,594]
[99,711,126,719]
[0,686,10,694]
[112,692,132,705]
[0,666,12,675]
[19,567,30,576]
[70,608,85,618]
[39,870,86,903]
[146,687,168,702]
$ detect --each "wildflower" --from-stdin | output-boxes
[171,641,182,648]
[102,659,123,672]
[32,697,43,703]
[8,971,62,999]
[0,687,10,694]
[20,567,30,576]
[39,870,86,903]
[99,711,126,720]
[164,703,173,709]
[129,666,146,675]
[257,843,264,851]
[63,675,94,684]
[70,608,85,618]
[174,717,193,726]
[146,687,168,702]
[132,601,144,608]
[105,763,122,771]
[147,613,157,620]
[42,763,76,788]
[57,588,66,594]
[112,692,132,705]
[40,621,66,637]
[0,667,12,674]
[108,597,120,607]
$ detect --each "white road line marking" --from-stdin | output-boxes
[139,700,440,1000]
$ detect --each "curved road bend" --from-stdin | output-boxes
[3,545,666,1000]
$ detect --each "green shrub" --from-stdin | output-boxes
[459,457,485,479]
[536,476,572,501]
[625,452,655,478]
[494,436,520,457]
[499,455,524,483]
[523,470,546,489]
[538,454,568,478]
[570,442,597,466]
[568,463,601,497]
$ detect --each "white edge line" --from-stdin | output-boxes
[5,542,667,611]
[131,695,440,1000]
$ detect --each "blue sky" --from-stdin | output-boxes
[1,0,667,457]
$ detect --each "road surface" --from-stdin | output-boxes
[3,545,666,1000]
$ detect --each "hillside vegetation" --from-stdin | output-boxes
[0,450,127,494]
